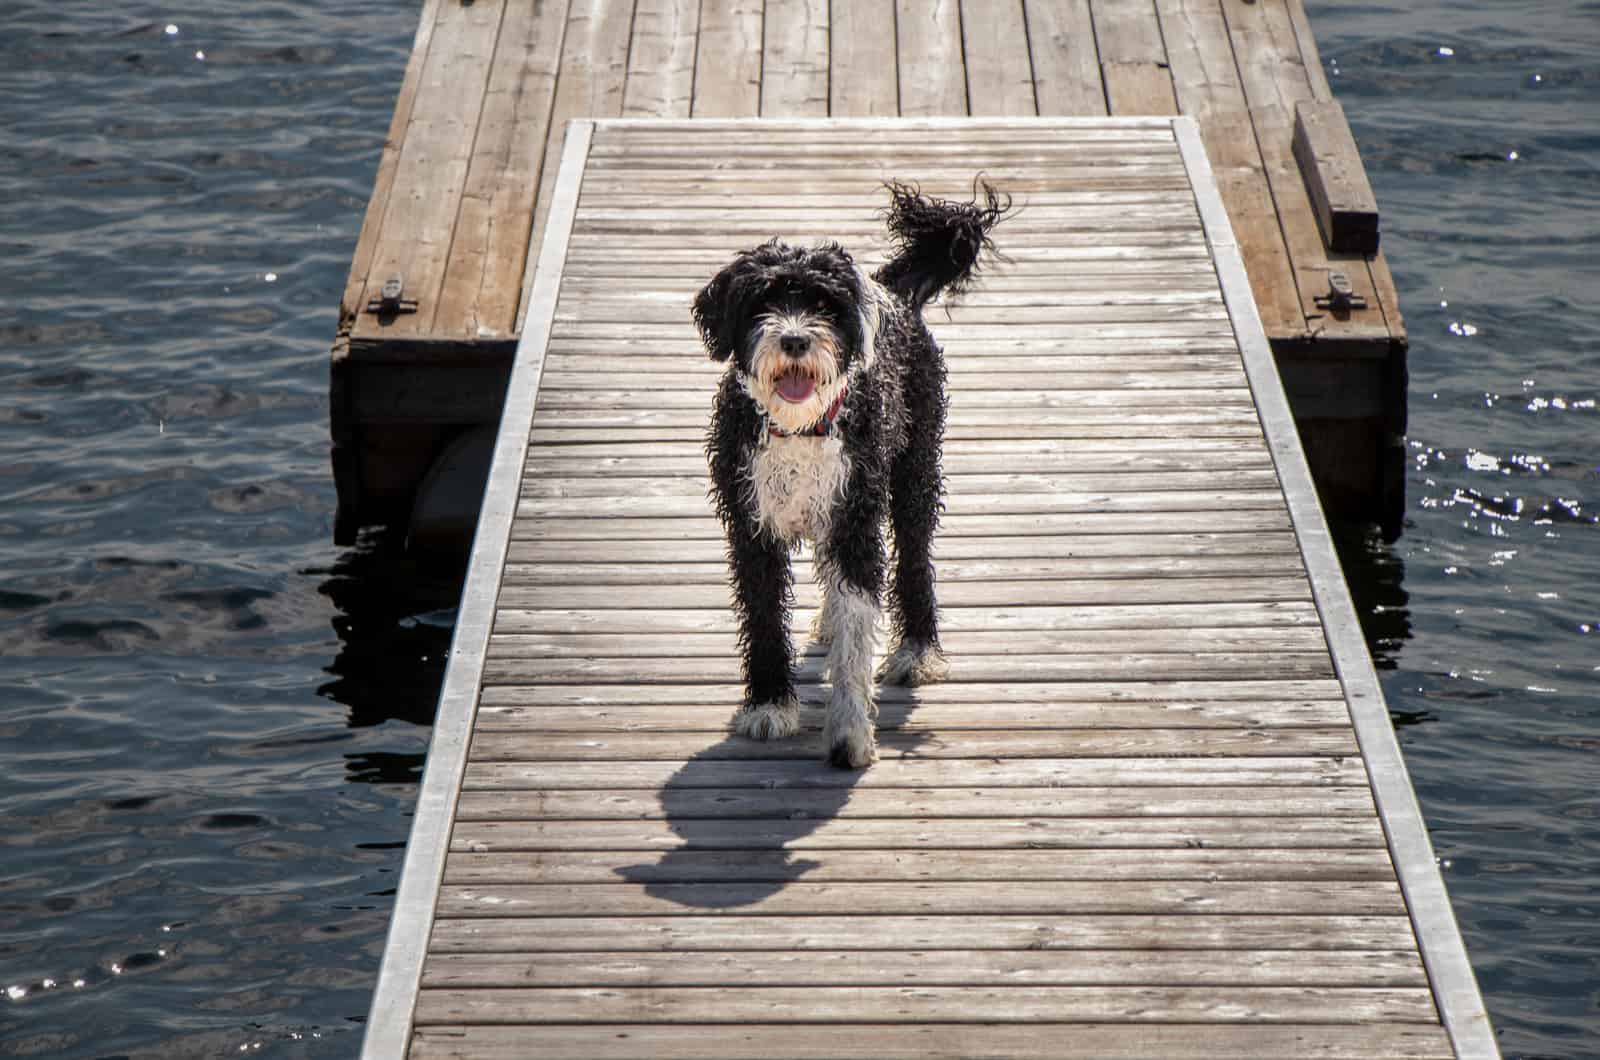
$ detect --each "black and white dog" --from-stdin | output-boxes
[693,181,1009,768]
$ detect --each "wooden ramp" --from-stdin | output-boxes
[363,118,1494,1058]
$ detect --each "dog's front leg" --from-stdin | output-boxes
[821,577,880,768]
[821,482,886,770]
[728,528,801,741]
[708,379,800,742]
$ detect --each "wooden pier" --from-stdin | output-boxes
[330,0,1410,553]
[359,117,1494,1058]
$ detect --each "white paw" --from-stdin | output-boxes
[876,641,950,686]
[808,604,835,646]
[733,698,801,741]
[824,698,878,769]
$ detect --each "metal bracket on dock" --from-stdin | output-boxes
[365,274,418,316]
[1314,270,1368,313]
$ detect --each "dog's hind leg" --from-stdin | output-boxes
[879,406,950,688]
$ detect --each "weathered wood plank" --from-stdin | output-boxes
[463,729,1359,762]
[1156,0,1306,340]
[525,423,1269,444]
[1293,99,1380,254]
[568,189,1197,212]
[521,468,1274,499]
[593,116,1180,132]
[472,696,1348,733]
[473,676,1345,705]
[443,846,1393,885]
[623,0,699,118]
[832,0,899,116]
[561,234,1209,256]
[428,914,1418,952]
[960,0,1038,115]
[414,983,1439,1025]
[532,386,1253,410]
[551,275,1217,298]
[355,0,504,340]
[895,0,967,115]
[562,263,1209,286]
[461,755,1370,792]
[517,470,1278,498]
[583,137,1182,158]
[541,334,1250,356]
[520,434,1267,458]
[518,445,1273,474]
[436,879,1402,918]
[449,817,1382,853]
[523,417,1266,445]
[551,296,1232,322]
[484,624,1325,657]
[453,786,1374,821]
[1025,0,1107,115]
[691,0,762,117]
[518,433,1267,456]
[507,509,1294,541]
[1092,0,1179,115]
[588,141,1177,161]
[409,1022,1456,1060]
[433,0,567,340]
[339,0,443,322]
[480,653,1335,686]
[514,490,1289,520]
[422,947,1427,988]
[502,528,1298,561]
[493,578,1313,613]
[761,0,829,116]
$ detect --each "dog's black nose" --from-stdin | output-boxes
[779,332,811,357]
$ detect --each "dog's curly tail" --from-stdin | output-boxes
[875,178,1013,310]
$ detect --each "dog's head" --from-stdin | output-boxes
[693,240,879,435]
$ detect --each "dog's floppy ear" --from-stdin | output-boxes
[692,265,733,362]
[692,252,759,363]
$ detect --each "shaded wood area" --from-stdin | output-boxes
[331,0,1408,544]
[355,120,1470,1058]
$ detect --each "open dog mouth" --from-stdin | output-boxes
[774,368,817,403]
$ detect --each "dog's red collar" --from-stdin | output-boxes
[768,385,848,438]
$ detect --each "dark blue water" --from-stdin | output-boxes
[1316,5,1600,1056]
[0,2,1595,1056]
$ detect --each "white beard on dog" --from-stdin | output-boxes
[744,434,850,544]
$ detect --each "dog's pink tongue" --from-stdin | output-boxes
[776,372,815,403]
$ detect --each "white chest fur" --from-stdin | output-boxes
[744,434,850,543]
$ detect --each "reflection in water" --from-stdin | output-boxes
[1329,519,1437,728]
[316,530,457,734]
[1330,518,1413,671]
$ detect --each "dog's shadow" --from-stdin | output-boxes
[616,649,933,909]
